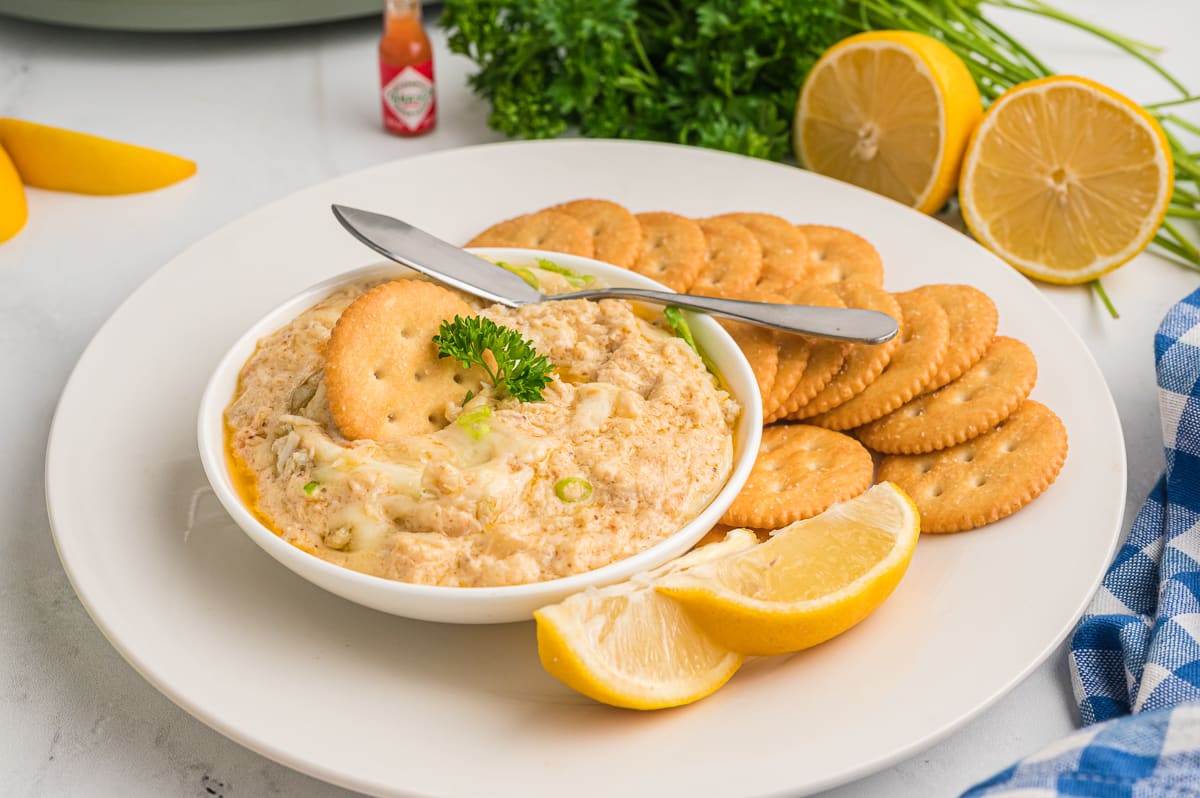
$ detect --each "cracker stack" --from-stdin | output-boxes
[467,200,1068,535]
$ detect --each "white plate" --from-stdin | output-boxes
[46,140,1125,798]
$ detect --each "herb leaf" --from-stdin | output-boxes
[433,316,554,402]
[442,0,844,161]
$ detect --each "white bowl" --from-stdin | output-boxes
[197,250,762,624]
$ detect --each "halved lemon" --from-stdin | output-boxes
[959,75,1173,284]
[534,529,756,710]
[656,483,919,657]
[795,31,982,214]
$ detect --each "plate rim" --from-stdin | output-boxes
[44,138,1127,798]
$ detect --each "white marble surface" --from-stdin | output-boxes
[2,2,1198,796]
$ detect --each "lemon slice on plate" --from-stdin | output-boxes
[795,31,982,214]
[534,529,757,710]
[959,75,1173,284]
[657,483,920,657]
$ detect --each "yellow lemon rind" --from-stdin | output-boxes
[532,529,757,710]
[535,606,744,711]
[656,484,920,657]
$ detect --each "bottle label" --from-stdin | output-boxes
[380,61,436,134]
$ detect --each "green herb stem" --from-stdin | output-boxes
[1153,235,1200,272]
[1168,206,1200,220]
[989,0,1186,95]
[1162,219,1200,261]
[1145,95,1200,110]
[1165,114,1200,137]
[1091,279,1119,319]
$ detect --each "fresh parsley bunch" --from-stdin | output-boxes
[433,315,554,402]
[442,0,844,161]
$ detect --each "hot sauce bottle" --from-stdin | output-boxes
[378,0,436,136]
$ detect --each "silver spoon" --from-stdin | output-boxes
[331,204,898,345]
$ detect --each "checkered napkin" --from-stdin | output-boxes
[962,287,1200,796]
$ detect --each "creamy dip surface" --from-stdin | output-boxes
[226,269,739,588]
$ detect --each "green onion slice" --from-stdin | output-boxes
[535,258,595,287]
[457,404,493,440]
[663,305,719,376]
[302,481,320,496]
[497,261,540,289]
[554,477,593,503]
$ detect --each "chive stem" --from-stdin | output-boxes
[1145,95,1200,110]
[1162,219,1200,261]
[1165,114,1200,137]
[1092,279,1119,319]
[1152,234,1200,271]
[985,0,1188,96]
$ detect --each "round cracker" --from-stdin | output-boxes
[466,210,595,257]
[753,284,846,422]
[325,281,488,442]
[551,199,642,269]
[910,284,999,393]
[876,400,1067,533]
[690,217,763,297]
[857,337,1037,454]
[710,212,809,294]
[795,225,884,286]
[786,282,902,420]
[630,211,706,291]
[721,320,778,403]
[808,291,949,430]
[772,340,847,422]
[721,424,874,528]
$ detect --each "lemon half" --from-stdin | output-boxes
[796,31,982,214]
[959,75,1174,283]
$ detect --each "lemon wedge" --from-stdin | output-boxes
[959,75,1173,284]
[656,483,920,657]
[0,146,26,243]
[795,31,982,214]
[534,529,757,710]
[0,118,195,196]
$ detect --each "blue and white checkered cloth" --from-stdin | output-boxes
[963,287,1200,796]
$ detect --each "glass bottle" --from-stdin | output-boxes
[378,0,436,136]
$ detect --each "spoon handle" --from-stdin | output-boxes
[554,287,898,345]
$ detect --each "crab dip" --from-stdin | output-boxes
[225,267,738,588]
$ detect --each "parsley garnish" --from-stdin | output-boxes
[433,316,554,402]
